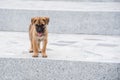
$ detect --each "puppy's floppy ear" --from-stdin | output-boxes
[44,17,49,25]
[31,17,36,24]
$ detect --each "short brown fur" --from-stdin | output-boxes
[29,17,49,57]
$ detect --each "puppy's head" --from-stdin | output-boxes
[31,17,49,37]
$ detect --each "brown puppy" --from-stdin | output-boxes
[29,17,49,57]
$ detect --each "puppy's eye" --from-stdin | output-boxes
[41,24,44,26]
[43,19,46,22]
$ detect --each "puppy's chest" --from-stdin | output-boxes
[36,36,45,41]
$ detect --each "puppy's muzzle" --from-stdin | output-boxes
[36,24,45,33]
[35,24,45,37]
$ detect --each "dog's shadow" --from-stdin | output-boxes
[50,40,77,46]
[47,48,53,51]
[22,48,53,54]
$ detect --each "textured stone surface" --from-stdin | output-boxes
[0,31,120,80]
[0,1,120,11]
[0,31,120,62]
[2,0,120,2]
[0,1,120,35]
[0,1,120,79]
[0,9,120,35]
[118,64,120,80]
[0,58,119,80]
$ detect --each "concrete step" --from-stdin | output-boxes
[4,0,120,2]
[0,31,120,80]
[0,1,120,35]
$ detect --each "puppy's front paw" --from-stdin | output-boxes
[42,54,47,58]
[39,50,42,53]
[29,50,33,53]
[32,54,38,57]
[29,49,33,53]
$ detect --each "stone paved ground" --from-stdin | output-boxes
[0,0,120,11]
[0,31,120,63]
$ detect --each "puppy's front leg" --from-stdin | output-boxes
[32,39,39,57]
[42,39,48,58]
[38,42,42,53]
[29,39,33,53]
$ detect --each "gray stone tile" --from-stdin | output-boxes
[0,1,120,35]
[0,31,119,80]
[0,31,120,62]
[0,58,119,80]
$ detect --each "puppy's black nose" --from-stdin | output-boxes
[36,26,45,33]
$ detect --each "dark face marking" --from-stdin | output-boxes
[35,24,45,33]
